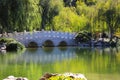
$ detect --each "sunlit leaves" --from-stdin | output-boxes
[53,8,88,32]
[97,0,120,39]
[0,0,120,33]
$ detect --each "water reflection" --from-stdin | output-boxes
[58,47,68,51]
[15,47,76,63]
[42,47,54,53]
[74,47,120,73]
[0,47,120,80]
[1,47,120,64]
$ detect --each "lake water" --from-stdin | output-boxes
[0,47,120,80]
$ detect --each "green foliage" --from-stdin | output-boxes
[0,0,41,32]
[48,75,74,80]
[75,30,92,43]
[53,8,88,32]
[0,38,15,44]
[0,0,119,33]
[63,0,77,7]
[77,0,97,6]
[40,0,63,30]
[97,0,120,40]
[0,38,25,51]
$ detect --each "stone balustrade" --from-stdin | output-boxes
[1,31,76,47]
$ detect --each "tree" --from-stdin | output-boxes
[63,0,77,7]
[39,0,63,30]
[63,0,71,7]
[104,8,120,41]
[53,8,88,32]
[98,0,120,41]
[76,0,96,6]
[0,0,10,32]
[75,30,92,43]
[0,0,41,32]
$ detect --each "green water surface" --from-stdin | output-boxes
[0,47,120,80]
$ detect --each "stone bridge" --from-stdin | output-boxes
[9,31,76,47]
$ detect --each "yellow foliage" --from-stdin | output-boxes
[53,8,88,32]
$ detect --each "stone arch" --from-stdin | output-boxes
[58,41,67,47]
[43,40,54,47]
[27,41,38,48]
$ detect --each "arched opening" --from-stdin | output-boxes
[28,41,38,48]
[58,41,67,47]
[43,40,54,47]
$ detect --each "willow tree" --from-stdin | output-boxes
[104,8,120,40]
[98,0,120,41]
[53,8,88,32]
[23,0,41,31]
[39,0,63,30]
[0,0,41,32]
[0,0,10,32]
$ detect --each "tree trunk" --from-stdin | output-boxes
[109,27,114,42]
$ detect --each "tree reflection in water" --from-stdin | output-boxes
[0,47,120,80]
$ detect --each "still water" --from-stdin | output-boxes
[0,47,120,80]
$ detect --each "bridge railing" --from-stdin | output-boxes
[0,31,76,41]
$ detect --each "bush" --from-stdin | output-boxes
[0,38,14,44]
[6,43,18,51]
[75,31,92,43]
[0,38,25,51]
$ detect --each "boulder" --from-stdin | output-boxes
[40,73,87,80]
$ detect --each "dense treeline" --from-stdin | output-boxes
[0,0,41,32]
[0,0,120,35]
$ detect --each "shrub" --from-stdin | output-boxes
[75,31,92,43]
[0,38,25,51]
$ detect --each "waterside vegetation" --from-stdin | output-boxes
[75,30,120,47]
[0,38,25,51]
